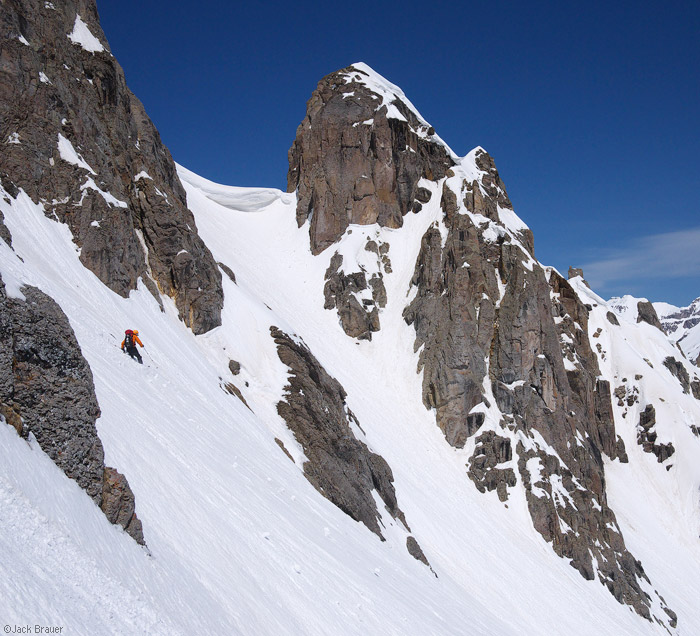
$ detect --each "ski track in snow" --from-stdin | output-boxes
[0,156,698,635]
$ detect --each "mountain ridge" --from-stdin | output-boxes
[0,4,699,634]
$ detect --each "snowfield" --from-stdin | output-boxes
[1,161,699,635]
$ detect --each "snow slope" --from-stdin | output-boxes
[573,278,700,631]
[1,155,699,636]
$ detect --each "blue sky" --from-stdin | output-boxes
[98,1,699,306]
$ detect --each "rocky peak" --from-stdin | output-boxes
[403,178,674,623]
[287,63,455,255]
[0,0,222,334]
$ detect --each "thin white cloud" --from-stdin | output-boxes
[582,227,700,291]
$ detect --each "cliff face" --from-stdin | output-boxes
[0,0,222,334]
[0,275,143,543]
[402,171,670,623]
[288,63,676,626]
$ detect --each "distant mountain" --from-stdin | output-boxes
[655,297,700,366]
[1,2,699,635]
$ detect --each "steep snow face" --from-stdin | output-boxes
[655,297,700,365]
[0,182,518,636]
[2,159,693,634]
[179,167,697,634]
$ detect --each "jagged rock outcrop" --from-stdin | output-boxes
[399,143,668,623]
[636,301,663,331]
[663,356,690,394]
[567,266,590,288]
[0,275,143,544]
[323,251,385,340]
[467,431,516,502]
[637,405,675,463]
[101,467,144,543]
[271,327,418,546]
[406,536,432,570]
[288,63,454,255]
[0,0,222,334]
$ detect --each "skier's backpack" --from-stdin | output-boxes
[124,329,134,348]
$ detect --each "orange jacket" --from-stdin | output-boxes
[121,334,144,349]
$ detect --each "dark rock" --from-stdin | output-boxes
[0,0,222,334]
[415,187,432,204]
[101,467,144,545]
[0,275,143,543]
[606,311,619,326]
[228,359,241,375]
[274,438,295,462]
[637,404,675,463]
[406,535,432,569]
[218,262,236,284]
[636,301,663,331]
[271,326,409,538]
[467,431,516,502]
[0,195,11,246]
[287,64,454,254]
[323,252,386,340]
[692,379,700,400]
[662,356,690,394]
[222,381,250,410]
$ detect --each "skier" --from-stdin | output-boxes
[121,329,144,364]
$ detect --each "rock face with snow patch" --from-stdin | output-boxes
[271,326,426,558]
[663,356,690,394]
[323,251,385,340]
[0,275,143,544]
[0,0,222,334]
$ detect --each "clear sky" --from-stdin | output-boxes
[98,0,699,306]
